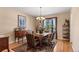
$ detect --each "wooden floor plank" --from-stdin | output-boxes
[9,39,27,49]
[53,39,73,52]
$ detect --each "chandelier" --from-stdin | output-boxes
[36,7,45,20]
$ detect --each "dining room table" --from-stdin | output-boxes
[33,32,51,47]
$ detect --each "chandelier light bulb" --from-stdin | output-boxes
[36,7,45,20]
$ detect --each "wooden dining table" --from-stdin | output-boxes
[33,32,51,47]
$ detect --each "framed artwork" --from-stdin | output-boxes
[18,15,26,28]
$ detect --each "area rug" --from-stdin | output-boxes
[12,43,55,52]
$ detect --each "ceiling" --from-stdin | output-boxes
[16,7,71,17]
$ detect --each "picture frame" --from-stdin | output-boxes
[18,15,26,28]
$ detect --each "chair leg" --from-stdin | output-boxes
[22,37,23,43]
[18,38,19,43]
[7,48,10,52]
[15,37,16,43]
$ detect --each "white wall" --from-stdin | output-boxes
[0,8,36,44]
[70,7,79,52]
[45,12,70,39]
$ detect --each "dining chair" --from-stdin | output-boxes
[26,33,40,51]
[42,33,53,46]
[44,33,56,51]
[49,32,56,49]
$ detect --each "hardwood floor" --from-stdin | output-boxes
[4,39,73,52]
[53,39,73,52]
[9,39,27,49]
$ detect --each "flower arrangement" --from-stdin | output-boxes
[38,27,44,34]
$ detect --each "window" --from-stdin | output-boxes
[43,17,57,39]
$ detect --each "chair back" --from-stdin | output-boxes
[46,33,53,45]
[26,34,34,48]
